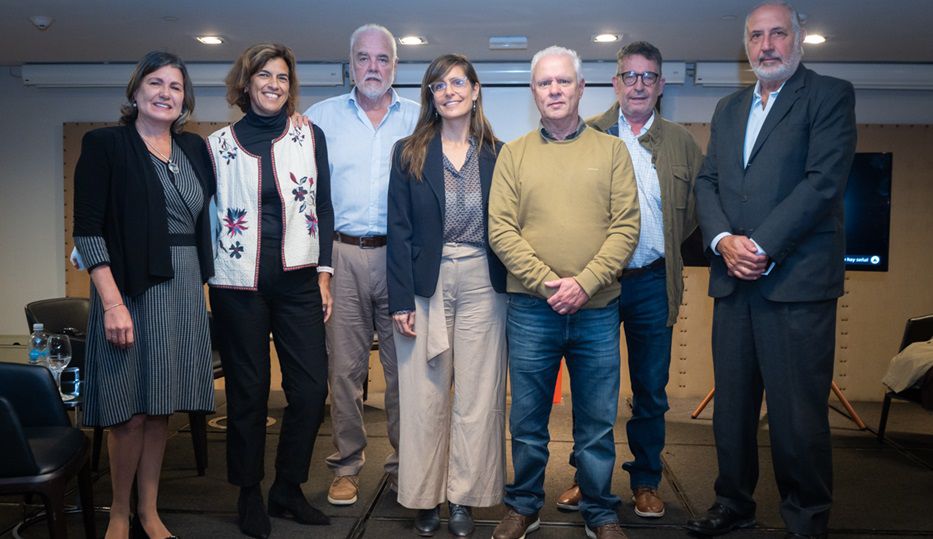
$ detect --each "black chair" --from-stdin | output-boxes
[25,297,218,476]
[0,362,96,539]
[877,313,933,441]
[24,297,89,372]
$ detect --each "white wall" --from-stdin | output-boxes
[2,66,933,335]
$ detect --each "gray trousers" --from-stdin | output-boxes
[395,244,508,509]
[325,241,400,479]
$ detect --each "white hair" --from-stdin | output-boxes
[350,24,397,61]
[530,46,583,83]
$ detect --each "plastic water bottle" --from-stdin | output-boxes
[28,323,49,366]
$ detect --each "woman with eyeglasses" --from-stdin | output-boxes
[387,54,508,537]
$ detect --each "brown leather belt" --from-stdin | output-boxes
[621,257,665,279]
[334,232,387,249]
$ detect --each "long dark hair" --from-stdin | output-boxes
[120,51,195,133]
[399,54,497,181]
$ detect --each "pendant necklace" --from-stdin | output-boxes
[144,138,180,174]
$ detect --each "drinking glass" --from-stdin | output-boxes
[47,334,73,401]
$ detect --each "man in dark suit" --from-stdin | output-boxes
[686,2,856,537]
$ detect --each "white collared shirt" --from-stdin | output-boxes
[617,111,665,268]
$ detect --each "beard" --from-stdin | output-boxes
[356,76,391,100]
[749,42,803,83]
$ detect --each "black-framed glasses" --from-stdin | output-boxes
[429,77,469,94]
[617,70,660,87]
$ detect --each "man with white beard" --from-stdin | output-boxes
[686,2,856,537]
[305,23,419,506]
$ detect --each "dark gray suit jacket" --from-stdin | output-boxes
[695,64,857,302]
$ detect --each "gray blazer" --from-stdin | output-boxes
[694,64,857,302]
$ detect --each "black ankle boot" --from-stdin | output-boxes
[237,486,271,539]
[268,481,330,525]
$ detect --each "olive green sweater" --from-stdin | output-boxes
[488,125,640,308]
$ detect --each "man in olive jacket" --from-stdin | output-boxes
[556,41,704,520]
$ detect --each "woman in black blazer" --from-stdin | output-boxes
[387,54,507,537]
[73,51,214,539]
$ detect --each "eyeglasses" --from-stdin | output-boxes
[617,70,660,87]
[534,77,575,90]
[429,77,469,94]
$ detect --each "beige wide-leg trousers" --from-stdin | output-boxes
[395,243,508,509]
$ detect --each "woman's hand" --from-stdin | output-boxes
[318,272,333,323]
[393,311,416,337]
[291,112,311,129]
[104,304,134,349]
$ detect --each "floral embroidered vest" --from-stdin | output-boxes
[207,119,319,289]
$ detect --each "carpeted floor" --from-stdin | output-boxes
[1,390,931,538]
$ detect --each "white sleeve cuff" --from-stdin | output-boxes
[317,266,334,274]
[711,232,731,256]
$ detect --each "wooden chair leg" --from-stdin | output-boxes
[691,388,716,418]
[189,412,208,476]
[878,392,893,441]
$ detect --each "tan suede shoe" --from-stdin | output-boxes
[327,475,359,506]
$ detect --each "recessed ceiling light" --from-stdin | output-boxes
[399,36,427,46]
[196,35,224,45]
[593,33,621,43]
[804,34,826,44]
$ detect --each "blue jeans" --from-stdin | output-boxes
[504,294,621,528]
[619,265,671,490]
[568,265,671,490]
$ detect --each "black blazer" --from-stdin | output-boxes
[387,133,507,314]
[73,125,215,297]
[694,64,857,302]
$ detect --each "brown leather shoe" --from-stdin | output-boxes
[327,475,359,506]
[632,486,665,518]
[492,509,540,539]
[556,482,581,511]
[585,522,628,539]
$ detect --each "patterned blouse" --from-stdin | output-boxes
[442,138,485,246]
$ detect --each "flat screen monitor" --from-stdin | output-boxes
[681,152,893,272]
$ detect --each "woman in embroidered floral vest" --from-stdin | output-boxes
[73,51,214,539]
[207,43,334,538]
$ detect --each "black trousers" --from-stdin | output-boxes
[711,281,836,535]
[210,246,328,487]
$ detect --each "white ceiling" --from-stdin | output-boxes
[2,0,933,66]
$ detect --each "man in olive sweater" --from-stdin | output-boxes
[488,45,640,539]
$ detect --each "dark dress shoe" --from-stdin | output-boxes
[413,505,440,536]
[268,481,330,525]
[238,486,271,539]
[448,503,474,536]
[131,514,178,539]
[786,533,828,538]
[684,503,755,536]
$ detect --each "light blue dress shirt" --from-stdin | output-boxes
[305,88,419,236]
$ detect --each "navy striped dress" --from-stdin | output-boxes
[75,142,214,427]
